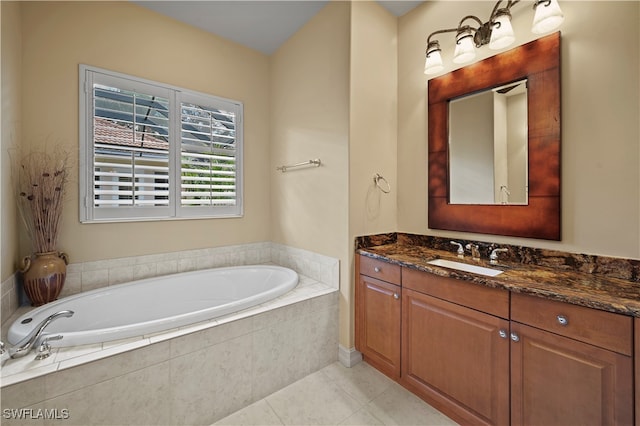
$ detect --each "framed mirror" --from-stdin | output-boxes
[428,32,560,240]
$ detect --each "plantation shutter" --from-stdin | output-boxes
[92,81,171,214]
[80,65,243,222]
[179,92,241,215]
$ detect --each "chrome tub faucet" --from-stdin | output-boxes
[0,310,74,363]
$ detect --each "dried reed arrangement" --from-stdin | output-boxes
[15,147,70,254]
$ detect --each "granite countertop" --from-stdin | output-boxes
[357,242,640,317]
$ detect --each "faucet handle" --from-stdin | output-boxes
[465,243,481,260]
[35,335,62,360]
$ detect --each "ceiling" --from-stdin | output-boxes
[133,1,424,55]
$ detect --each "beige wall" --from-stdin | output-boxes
[398,1,640,259]
[1,2,21,281]
[270,1,351,345]
[348,1,398,346]
[349,1,398,237]
[269,0,399,348]
[17,1,271,263]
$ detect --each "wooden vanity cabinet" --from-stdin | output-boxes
[355,254,637,425]
[355,255,402,379]
[510,293,633,426]
[401,268,511,426]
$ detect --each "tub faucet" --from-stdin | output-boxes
[2,310,74,360]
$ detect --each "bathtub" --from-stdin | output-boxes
[7,265,298,348]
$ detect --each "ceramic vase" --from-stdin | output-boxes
[20,251,69,306]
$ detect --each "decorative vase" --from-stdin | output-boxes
[20,251,69,306]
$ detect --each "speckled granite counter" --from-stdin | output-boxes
[356,233,640,317]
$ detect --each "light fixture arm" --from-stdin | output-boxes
[424,1,520,47]
[457,15,484,30]
[426,27,460,45]
[425,1,519,50]
[423,0,562,75]
[489,1,520,21]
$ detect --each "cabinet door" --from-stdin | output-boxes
[401,288,510,425]
[511,322,633,426]
[356,274,401,379]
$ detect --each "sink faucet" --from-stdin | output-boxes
[0,310,74,361]
[466,244,481,261]
[450,241,464,258]
[490,248,509,265]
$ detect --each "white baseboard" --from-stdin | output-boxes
[338,345,362,368]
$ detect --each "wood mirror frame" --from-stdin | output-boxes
[428,32,560,240]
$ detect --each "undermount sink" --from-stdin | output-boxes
[427,258,503,277]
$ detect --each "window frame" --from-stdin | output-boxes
[79,64,243,223]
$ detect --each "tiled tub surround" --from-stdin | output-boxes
[1,274,19,325]
[357,233,640,316]
[0,243,339,425]
[0,241,338,330]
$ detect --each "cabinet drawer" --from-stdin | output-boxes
[511,292,633,355]
[359,255,401,285]
[402,267,509,319]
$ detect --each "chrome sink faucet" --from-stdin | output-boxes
[450,241,464,258]
[0,310,73,362]
[466,244,481,261]
[490,248,509,265]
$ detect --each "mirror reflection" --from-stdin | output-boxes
[449,79,528,205]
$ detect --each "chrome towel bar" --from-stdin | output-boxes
[276,159,321,173]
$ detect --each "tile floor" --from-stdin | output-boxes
[215,361,458,425]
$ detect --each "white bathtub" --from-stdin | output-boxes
[7,265,298,348]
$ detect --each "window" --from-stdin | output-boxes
[79,65,243,222]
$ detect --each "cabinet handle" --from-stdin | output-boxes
[557,315,568,326]
[374,267,381,273]
[393,293,399,300]
[510,332,520,342]
[498,329,508,339]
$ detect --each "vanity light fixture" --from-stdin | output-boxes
[424,0,564,75]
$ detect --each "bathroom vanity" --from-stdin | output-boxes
[355,234,640,425]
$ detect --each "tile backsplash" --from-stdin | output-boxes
[1,274,19,324]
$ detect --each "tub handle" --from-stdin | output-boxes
[35,335,63,361]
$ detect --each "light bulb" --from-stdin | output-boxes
[489,11,515,50]
[532,0,565,34]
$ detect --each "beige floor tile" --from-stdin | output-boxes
[215,399,284,425]
[265,369,362,425]
[320,361,395,405]
[213,361,458,426]
[365,382,458,426]
[338,407,385,425]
